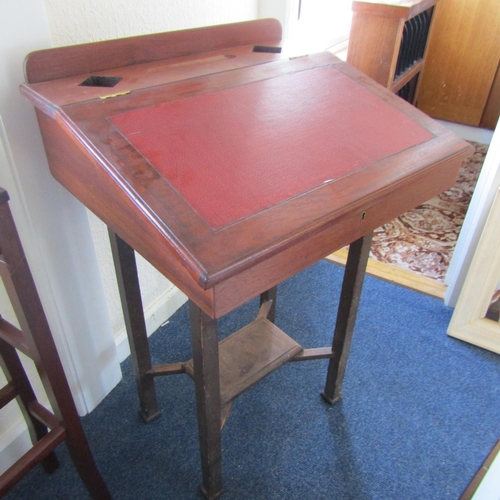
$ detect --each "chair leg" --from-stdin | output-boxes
[0,193,112,499]
[38,345,112,499]
[62,424,112,499]
[0,339,58,473]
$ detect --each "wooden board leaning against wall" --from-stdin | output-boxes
[416,0,500,129]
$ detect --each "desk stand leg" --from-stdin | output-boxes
[322,233,372,404]
[260,286,277,323]
[109,229,161,422]
[189,301,224,500]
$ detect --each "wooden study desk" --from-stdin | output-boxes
[20,19,472,499]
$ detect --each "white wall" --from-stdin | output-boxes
[44,0,259,344]
[45,0,258,45]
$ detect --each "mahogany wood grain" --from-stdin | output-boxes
[185,316,302,405]
[109,229,161,423]
[0,317,29,356]
[322,234,373,404]
[33,110,216,313]
[24,18,282,83]
[0,382,16,408]
[25,44,285,110]
[211,145,465,317]
[348,13,405,87]
[289,347,335,362]
[188,301,223,499]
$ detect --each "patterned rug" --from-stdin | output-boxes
[369,142,488,282]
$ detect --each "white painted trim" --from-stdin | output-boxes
[472,450,500,500]
[444,119,500,306]
[115,287,187,363]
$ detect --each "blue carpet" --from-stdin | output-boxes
[6,261,500,499]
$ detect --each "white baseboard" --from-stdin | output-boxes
[114,286,187,363]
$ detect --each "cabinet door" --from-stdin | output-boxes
[416,0,500,126]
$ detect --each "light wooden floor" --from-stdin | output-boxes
[326,248,446,300]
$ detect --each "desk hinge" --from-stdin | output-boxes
[100,90,131,100]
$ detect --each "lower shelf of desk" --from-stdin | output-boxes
[185,317,303,405]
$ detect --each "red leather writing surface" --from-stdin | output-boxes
[110,66,433,229]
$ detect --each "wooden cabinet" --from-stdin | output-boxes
[347,0,438,103]
[416,0,500,128]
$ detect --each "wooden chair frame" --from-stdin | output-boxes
[0,188,110,498]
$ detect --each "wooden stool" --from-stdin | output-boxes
[0,188,111,498]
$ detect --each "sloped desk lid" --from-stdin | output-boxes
[109,65,433,230]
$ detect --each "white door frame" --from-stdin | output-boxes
[445,119,500,306]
